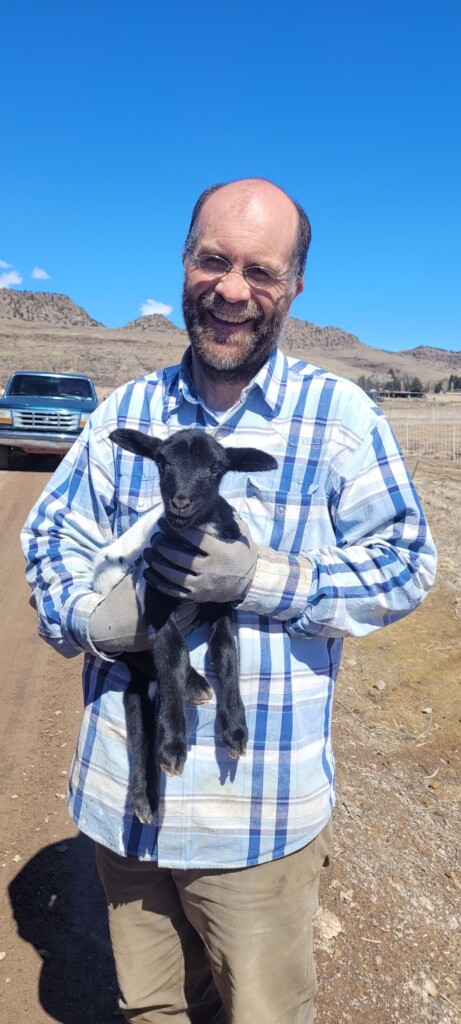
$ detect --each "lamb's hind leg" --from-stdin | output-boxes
[123,674,159,824]
[207,608,248,759]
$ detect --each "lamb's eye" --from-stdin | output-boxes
[156,458,166,477]
[209,464,220,478]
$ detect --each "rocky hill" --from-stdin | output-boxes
[0,290,102,327]
[282,318,461,387]
[124,314,186,336]
[0,290,460,395]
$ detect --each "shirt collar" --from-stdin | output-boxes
[252,347,288,415]
[162,345,289,421]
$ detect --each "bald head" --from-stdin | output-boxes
[184,177,311,280]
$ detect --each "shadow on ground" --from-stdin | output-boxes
[8,833,119,1023]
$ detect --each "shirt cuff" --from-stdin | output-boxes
[238,548,313,620]
[60,591,118,662]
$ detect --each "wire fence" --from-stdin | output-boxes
[391,420,461,462]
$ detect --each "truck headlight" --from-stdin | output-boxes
[79,412,89,429]
[0,409,12,425]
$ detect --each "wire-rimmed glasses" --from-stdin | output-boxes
[186,252,295,290]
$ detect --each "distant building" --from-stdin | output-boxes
[378,390,423,399]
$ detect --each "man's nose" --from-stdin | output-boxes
[214,267,251,303]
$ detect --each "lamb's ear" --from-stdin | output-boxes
[225,448,278,474]
[110,429,162,461]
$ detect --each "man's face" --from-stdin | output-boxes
[182,188,303,384]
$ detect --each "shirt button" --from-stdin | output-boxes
[277,505,284,515]
[138,498,145,508]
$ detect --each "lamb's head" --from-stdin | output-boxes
[110,427,277,531]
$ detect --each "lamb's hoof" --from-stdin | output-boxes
[223,725,248,760]
[160,762,184,777]
[185,668,213,705]
[227,745,246,759]
[191,689,213,705]
[158,741,187,778]
[133,797,155,824]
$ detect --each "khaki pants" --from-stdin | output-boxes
[96,821,332,1024]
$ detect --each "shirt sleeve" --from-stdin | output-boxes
[21,417,118,660]
[240,414,437,637]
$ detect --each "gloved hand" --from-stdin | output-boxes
[143,516,258,604]
[89,569,200,654]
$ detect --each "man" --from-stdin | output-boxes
[22,178,437,1023]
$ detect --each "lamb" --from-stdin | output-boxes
[93,426,277,824]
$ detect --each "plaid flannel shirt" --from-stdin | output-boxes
[21,347,436,867]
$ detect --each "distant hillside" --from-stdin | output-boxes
[283,318,363,351]
[124,314,186,337]
[399,344,461,367]
[0,290,102,327]
[281,317,461,385]
[0,289,460,394]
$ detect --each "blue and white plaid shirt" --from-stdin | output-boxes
[21,347,436,868]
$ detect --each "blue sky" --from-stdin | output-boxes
[1,1,460,352]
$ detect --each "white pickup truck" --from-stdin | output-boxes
[0,370,99,468]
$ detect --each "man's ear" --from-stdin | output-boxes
[110,429,162,460]
[294,277,304,298]
[285,276,303,310]
[225,448,278,474]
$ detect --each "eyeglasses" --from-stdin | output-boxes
[186,252,295,289]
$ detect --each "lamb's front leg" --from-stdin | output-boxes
[207,607,248,759]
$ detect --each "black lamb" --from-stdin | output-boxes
[108,427,277,823]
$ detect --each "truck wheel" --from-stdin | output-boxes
[0,447,12,469]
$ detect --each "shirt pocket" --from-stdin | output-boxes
[242,476,318,554]
[115,470,163,536]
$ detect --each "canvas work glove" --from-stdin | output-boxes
[89,569,199,655]
[143,516,258,604]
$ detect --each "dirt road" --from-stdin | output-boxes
[1,457,460,1023]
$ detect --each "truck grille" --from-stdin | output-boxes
[12,409,80,431]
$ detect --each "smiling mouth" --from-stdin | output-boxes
[208,310,252,326]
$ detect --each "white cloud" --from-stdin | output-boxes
[0,270,23,289]
[31,266,51,280]
[0,259,12,269]
[140,299,173,317]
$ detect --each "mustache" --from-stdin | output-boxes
[199,292,263,323]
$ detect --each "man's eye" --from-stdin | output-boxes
[198,254,228,274]
[246,266,275,286]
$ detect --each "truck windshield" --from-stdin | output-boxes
[8,375,93,399]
